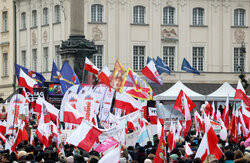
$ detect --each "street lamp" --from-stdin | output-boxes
[239,41,249,91]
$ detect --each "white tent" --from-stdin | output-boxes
[206,82,236,101]
[154,81,205,101]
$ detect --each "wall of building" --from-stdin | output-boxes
[84,0,250,84]
[0,0,14,99]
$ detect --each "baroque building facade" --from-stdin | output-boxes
[83,0,250,88]
[1,0,249,99]
[0,0,15,99]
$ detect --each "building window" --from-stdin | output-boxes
[234,9,245,26]
[93,45,103,69]
[163,46,175,71]
[54,5,61,23]
[21,50,26,67]
[2,11,8,32]
[193,8,204,25]
[91,4,103,22]
[43,47,49,72]
[133,6,145,24]
[55,45,61,68]
[3,53,8,76]
[133,46,145,71]
[32,10,37,27]
[32,49,37,72]
[21,12,26,29]
[43,8,49,25]
[163,7,175,25]
[234,48,245,72]
[192,47,204,71]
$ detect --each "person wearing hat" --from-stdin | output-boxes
[169,154,179,163]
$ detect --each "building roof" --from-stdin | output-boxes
[153,81,205,101]
[150,81,250,100]
[206,82,236,100]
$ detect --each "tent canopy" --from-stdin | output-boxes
[206,82,236,101]
[154,81,205,101]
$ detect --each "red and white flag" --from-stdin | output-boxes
[66,120,103,152]
[167,122,176,152]
[18,69,37,94]
[40,97,59,121]
[36,117,51,148]
[241,101,250,131]
[211,101,216,120]
[235,80,250,106]
[141,60,163,85]
[11,122,28,152]
[194,111,204,133]
[64,103,84,125]
[185,141,193,157]
[85,57,100,75]
[153,128,166,163]
[230,103,239,143]
[98,66,111,87]
[239,111,249,139]
[219,118,227,141]
[216,107,221,122]
[114,92,140,113]
[183,93,192,137]
[195,114,223,161]
[222,95,229,129]
[173,90,196,116]
[175,121,183,142]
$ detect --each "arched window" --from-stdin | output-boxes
[43,7,49,25]
[91,4,103,22]
[32,10,37,27]
[54,5,61,23]
[234,9,245,26]
[133,5,145,24]
[21,12,26,29]
[193,8,204,25]
[163,7,175,25]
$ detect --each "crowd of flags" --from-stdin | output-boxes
[0,57,248,162]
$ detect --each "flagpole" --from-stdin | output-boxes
[82,62,86,84]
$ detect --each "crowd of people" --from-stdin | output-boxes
[0,129,250,163]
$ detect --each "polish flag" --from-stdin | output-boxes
[194,111,204,132]
[211,101,216,120]
[234,80,250,106]
[84,57,100,75]
[167,122,176,152]
[216,107,221,121]
[185,142,193,157]
[183,93,192,137]
[195,114,223,161]
[66,120,103,152]
[0,132,6,143]
[241,101,250,130]
[64,103,84,125]
[205,101,213,116]
[36,122,51,148]
[219,118,227,141]
[222,95,229,128]
[114,92,140,113]
[239,111,249,139]
[175,121,183,142]
[18,69,37,94]
[230,103,239,143]
[11,122,29,152]
[98,66,111,87]
[173,90,196,116]
[141,60,163,85]
[0,121,6,133]
[41,98,59,121]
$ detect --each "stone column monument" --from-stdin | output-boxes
[59,0,96,83]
